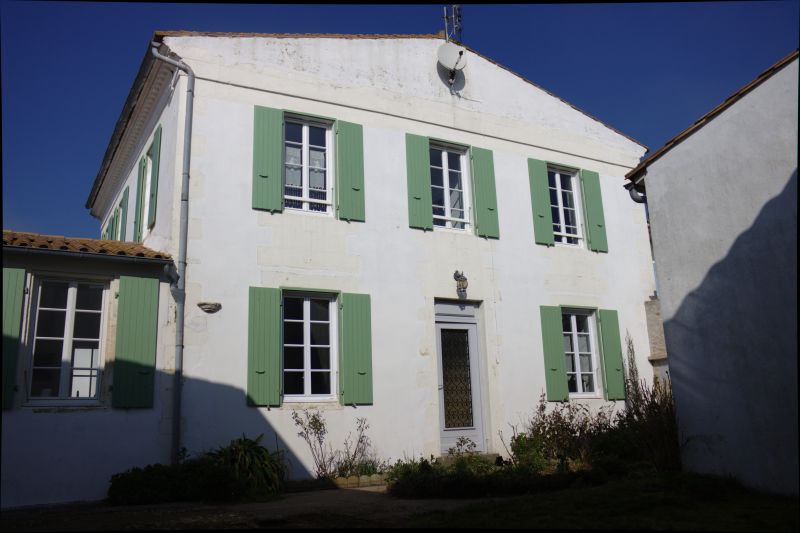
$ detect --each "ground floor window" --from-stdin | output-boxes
[29,280,106,401]
[562,310,599,396]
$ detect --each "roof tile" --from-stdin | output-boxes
[3,230,172,261]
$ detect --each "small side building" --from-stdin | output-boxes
[626,50,798,495]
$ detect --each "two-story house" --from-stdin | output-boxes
[2,32,657,508]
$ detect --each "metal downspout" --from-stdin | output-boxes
[625,181,647,204]
[150,42,194,465]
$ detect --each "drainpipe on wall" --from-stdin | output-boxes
[150,41,194,466]
[624,181,646,204]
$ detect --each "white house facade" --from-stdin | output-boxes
[625,50,798,495]
[2,33,657,508]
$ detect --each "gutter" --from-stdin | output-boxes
[150,42,194,466]
[3,246,173,266]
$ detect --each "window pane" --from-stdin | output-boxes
[563,209,576,227]
[581,374,595,393]
[565,354,575,373]
[431,186,445,207]
[70,370,97,398]
[551,207,561,226]
[309,126,326,147]
[449,171,462,190]
[311,348,330,369]
[309,200,327,212]
[450,209,465,221]
[37,310,66,338]
[579,353,593,373]
[76,285,103,311]
[433,206,446,217]
[547,171,556,188]
[561,190,574,209]
[431,167,443,187]
[562,315,572,333]
[285,199,303,209]
[447,152,461,171]
[560,174,572,191]
[284,372,304,395]
[309,148,326,170]
[563,334,573,353]
[310,299,329,321]
[285,165,302,188]
[40,281,68,309]
[310,323,329,346]
[577,335,590,353]
[576,316,589,333]
[285,122,302,143]
[311,372,331,395]
[283,321,303,345]
[72,340,99,368]
[283,298,302,320]
[31,369,60,397]
[309,169,326,191]
[567,236,579,245]
[33,339,63,366]
[285,144,302,166]
[554,234,564,243]
[549,188,558,206]
[567,374,577,393]
[450,190,463,211]
[283,346,303,370]
[73,312,101,339]
[430,148,442,167]
[434,217,446,226]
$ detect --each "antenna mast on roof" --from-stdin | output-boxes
[443,5,462,43]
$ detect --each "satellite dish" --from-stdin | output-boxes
[437,42,467,72]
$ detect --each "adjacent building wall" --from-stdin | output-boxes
[643,58,798,494]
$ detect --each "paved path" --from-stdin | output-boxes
[1,486,489,530]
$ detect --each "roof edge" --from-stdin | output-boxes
[626,49,799,182]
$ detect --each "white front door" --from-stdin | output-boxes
[435,322,485,453]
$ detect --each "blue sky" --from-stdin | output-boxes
[2,1,798,237]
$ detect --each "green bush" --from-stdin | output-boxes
[108,434,286,505]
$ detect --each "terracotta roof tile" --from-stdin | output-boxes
[3,230,172,261]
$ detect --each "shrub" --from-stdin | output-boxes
[108,434,286,505]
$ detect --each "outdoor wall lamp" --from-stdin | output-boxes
[454,271,468,299]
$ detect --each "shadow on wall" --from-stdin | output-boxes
[664,170,798,495]
[1,358,312,508]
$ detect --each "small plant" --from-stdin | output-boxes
[291,409,337,478]
[207,434,286,500]
[447,436,477,457]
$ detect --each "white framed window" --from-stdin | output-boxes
[562,310,600,397]
[284,117,334,214]
[430,145,471,230]
[549,167,583,245]
[282,294,338,402]
[27,279,107,403]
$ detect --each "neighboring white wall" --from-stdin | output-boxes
[159,37,657,478]
[644,58,798,494]
[1,256,175,508]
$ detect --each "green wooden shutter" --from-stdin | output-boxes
[147,126,162,229]
[540,305,568,401]
[405,134,433,230]
[113,276,159,408]
[339,293,373,406]
[119,187,129,241]
[111,209,119,241]
[580,169,608,252]
[252,106,285,212]
[3,268,25,409]
[470,147,500,238]
[134,157,145,242]
[335,120,366,222]
[248,287,282,406]
[598,309,625,400]
[529,158,555,246]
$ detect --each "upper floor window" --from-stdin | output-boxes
[430,145,471,230]
[562,310,599,396]
[28,280,106,402]
[549,168,583,245]
[282,294,338,401]
[284,118,333,214]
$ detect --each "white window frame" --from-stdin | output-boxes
[281,293,339,403]
[549,167,584,247]
[283,116,335,216]
[430,144,472,231]
[562,309,601,399]
[25,277,108,406]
